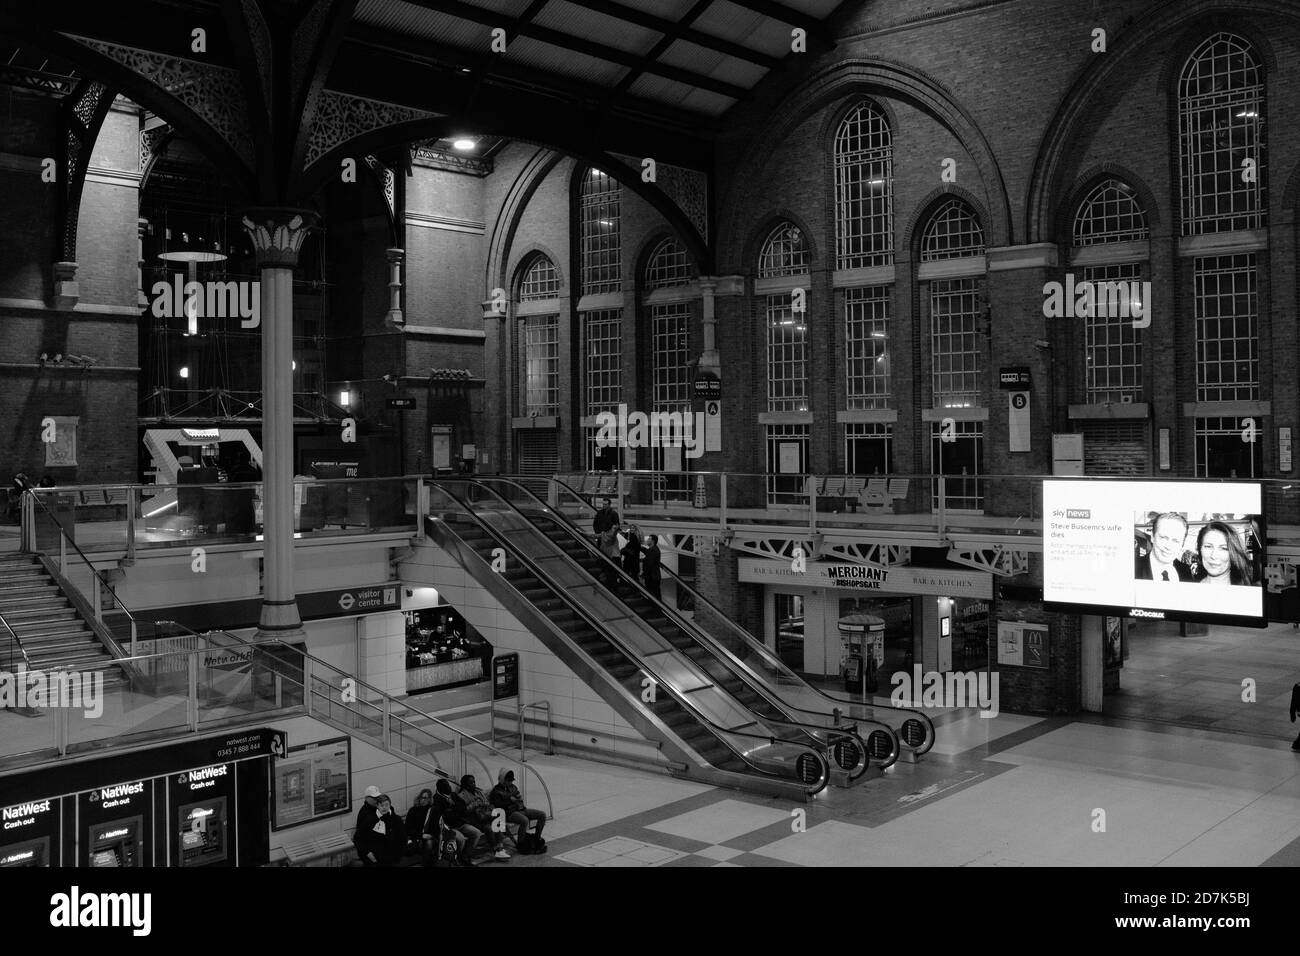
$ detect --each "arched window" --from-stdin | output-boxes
[834,100,893,270]
[1073,179,1149,246]
[756,221,810,504]
[920,199,985,510]
[920,198,985,261]
[644,237,693,289]
[578,168,623,468]
[643,238,695,500]
[758,221,808,277]
[580,167,622,293]
[519,254,560,299]
[515,254,561,419]
[1178,32,1265,235]
[1071,182,1147,406]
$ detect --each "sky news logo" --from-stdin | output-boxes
[1042,274,1151,326]
[890,666,1000,718]
[50,887,151,936]
[149,275,260,328]
[0,669,102,718]
[593,403,711,459]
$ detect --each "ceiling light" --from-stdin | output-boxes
[453,138,475,151]
[1236,110,1257,118]
[339,389,350,407]
[179,366,189,379]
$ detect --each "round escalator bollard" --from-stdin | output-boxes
[795,752,824,785]
[900,718,927,748]
[830,737,863,772]
[867,730,894,760]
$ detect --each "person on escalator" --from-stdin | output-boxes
[598,525,622,588]
[592,497,620,540]
[621,525,643,586]
[641,534,662,602]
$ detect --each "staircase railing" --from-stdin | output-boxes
[20,489,134,660]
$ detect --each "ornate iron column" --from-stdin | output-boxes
[242,208,319,641]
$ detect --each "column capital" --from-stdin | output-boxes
[241,207,321,268]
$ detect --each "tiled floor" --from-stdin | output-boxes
[502,709,1300,868]
[1107,619,1300,738]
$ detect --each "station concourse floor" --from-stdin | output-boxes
[497,709,1300,867]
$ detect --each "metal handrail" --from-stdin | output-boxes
[22,489,136,656]
[196,628,556,818]
[546,474,938,755]
[0,608,32,672]
[469,476,888,773]
[426,482,833,794]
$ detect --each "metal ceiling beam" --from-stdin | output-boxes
[338,24,721,142]
[559,0,781,69]
[401,0,749,101]
[610,0,714,98]
[726,0,834,43]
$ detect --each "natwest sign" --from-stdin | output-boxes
[737,558,992,598]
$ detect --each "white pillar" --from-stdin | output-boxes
[242,208,319,641]
[697,276,720,377]
[385,247,404,330]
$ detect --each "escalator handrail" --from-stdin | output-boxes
[543,474,937,755]
[425,485,831,795]
[465,477,889,776]
[438,479,876,771]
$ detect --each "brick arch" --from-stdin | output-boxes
[1055,164,1163,247]
[717,59,1011,269]
[901,186,991,262]
[1025,0,1297,244]
[508,244,568,300]
[12,28,258,199]
[485,148,566,297]
[310,123,711,274]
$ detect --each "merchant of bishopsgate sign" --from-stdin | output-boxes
[737,558,992,598]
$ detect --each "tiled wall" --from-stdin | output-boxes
[401,540,667,767]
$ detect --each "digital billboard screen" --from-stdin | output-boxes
[1043,480,1265,626]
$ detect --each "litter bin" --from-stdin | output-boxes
[33,492,76,552]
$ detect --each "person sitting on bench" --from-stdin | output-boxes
[489,769,546,854]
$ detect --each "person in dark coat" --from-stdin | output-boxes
[621,525,642,581]
[592,497,620,538]
[370,794,406,866]
[405,788,436,860]
[433,777,481,866]
[352,785,384,865]
[1290,683,1300,752]
[489,769,546,853]
[641,535,662,601]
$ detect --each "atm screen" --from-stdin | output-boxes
[179,797,228,867]
[0,837,50,868]
[88,816,142,868]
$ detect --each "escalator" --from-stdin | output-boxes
[465,477,905,772]
[423,482,841,799]
[491,474,937,758]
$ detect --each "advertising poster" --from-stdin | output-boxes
[1043,480,1265,625]
[1103,616,1123,669]
[271,737,352,831]
[998,621,1049,669]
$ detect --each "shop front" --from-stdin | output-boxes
[404,600,493,694]
[745,558,993,683]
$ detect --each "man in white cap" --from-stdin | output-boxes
[352,785,383,865]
